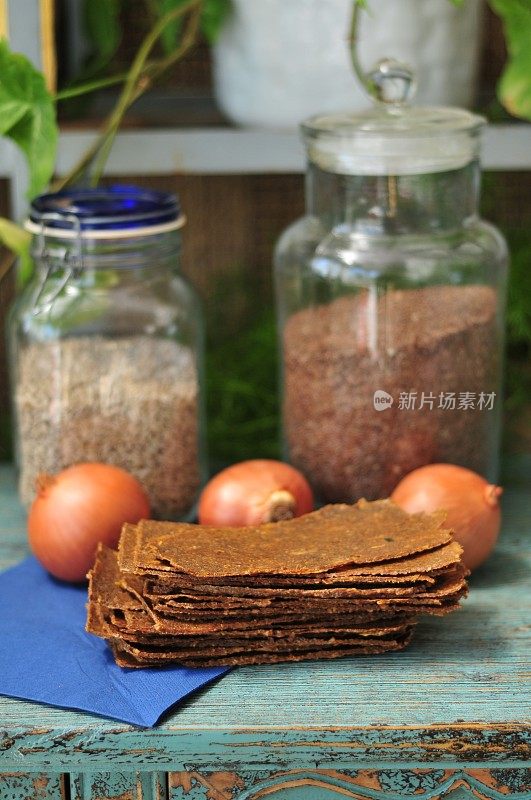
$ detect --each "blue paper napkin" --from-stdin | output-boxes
[0,557,229,726]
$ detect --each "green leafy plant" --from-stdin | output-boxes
[489,0,531,120]
[0,0,231,285]
[72,0,230,89]
[351,0,531,122]
[82,0,122,81]
[0,41,55,283]
[0,41,57,198]
[206,309,280,466]
[145,0,231,52]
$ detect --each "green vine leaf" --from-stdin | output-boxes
[202,0,232,43]
[154,0,231,52]
[0,39,58,197]
[0,218,30,254]
[489,0,531,120]
[0,217,32,285]
[156,0,186,54]
[83,0,123,77]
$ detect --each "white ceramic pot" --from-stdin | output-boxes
[213,0,484,129]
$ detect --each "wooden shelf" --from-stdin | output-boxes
[0,122,529,221]
[51,123,531,177]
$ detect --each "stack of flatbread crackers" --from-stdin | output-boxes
[87,499,468,668]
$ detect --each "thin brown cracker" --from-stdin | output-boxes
[144,573,450,608]
[112,629,412,660]
[99,604,410,637]
[134,540,463,588]
[119,500,452,578]
[143,581,432,605]
[88,557,406,638]
[90,497,467,671]
[146,570,436,593]
[111,630,414,668]
[88,548,465,639]
[95,612,412,649]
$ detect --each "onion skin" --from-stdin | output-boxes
[391,463,502,571]
[28,463,150,583]
[198,459,314,526]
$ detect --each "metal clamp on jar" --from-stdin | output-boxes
[8,186,206,519]
[275,62,508,503]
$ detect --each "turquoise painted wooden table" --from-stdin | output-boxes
[0,464,529,800]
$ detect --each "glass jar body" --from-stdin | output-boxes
[274,164,508,503]
[8,229,206,519]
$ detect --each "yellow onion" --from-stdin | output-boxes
[198,459,314,526]
[28,463,150,582]
[391,463,502,571]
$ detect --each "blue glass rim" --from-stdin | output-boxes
[29,185,181,232]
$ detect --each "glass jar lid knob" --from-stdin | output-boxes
[365,58,417,108]
[302,53,484,176]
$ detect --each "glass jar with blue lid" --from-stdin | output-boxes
[8,185,206,519]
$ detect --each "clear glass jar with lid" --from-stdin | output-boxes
[8,186,206,519]
[274,62,508,504]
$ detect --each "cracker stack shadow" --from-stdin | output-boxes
[86,500,468,668]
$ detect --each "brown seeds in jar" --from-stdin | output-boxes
[15,335,201,518]
[283,284,500,503]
